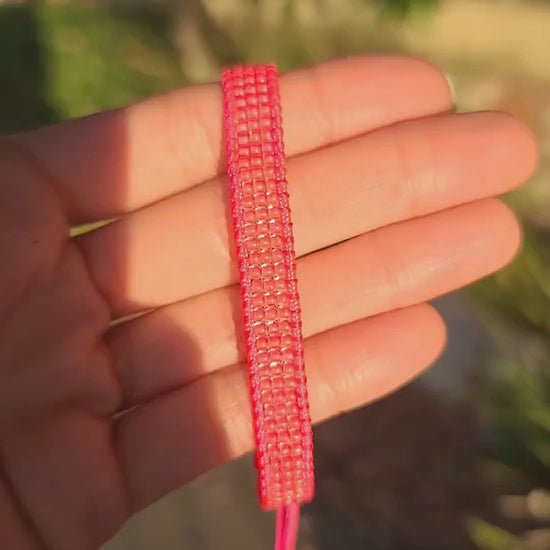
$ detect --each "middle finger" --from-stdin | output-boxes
[78,112,534,316]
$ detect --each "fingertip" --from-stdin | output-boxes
[390,55,454,111]
[464,111,538,186]
[307,303,449,419]
[482,198,523,266]
[383,303,447,368]
[410,302,448,364]
[360,55,454,115]
[452,198,521,279]
[497,112,538,182]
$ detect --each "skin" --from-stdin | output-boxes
[0,56,537,549]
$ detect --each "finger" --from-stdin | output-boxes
[79,112,536,315]
[10,57,452,223]
[115,303,445,510]
[108,198,519,406]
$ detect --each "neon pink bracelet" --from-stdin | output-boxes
[222,65,314,549]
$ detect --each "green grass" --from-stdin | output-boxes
[0,2,186,133]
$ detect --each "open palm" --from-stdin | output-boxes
[0,57,536,550]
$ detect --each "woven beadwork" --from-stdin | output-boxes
[222,64,314,509]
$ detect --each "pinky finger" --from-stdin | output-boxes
[115,303,446,511]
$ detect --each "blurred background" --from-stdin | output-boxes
[1,0,549,549]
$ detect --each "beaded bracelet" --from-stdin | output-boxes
[222,64,314,549]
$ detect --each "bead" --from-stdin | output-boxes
[258,237,271,249]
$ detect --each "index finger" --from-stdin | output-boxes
[9,56,452,224]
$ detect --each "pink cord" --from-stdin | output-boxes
[275,504,300,550]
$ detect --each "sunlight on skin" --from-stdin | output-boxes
[77,112,532,315]
[0,56,536,549]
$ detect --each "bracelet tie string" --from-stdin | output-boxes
[222,64,315,549]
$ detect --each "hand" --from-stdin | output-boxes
[0,57,536,550]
